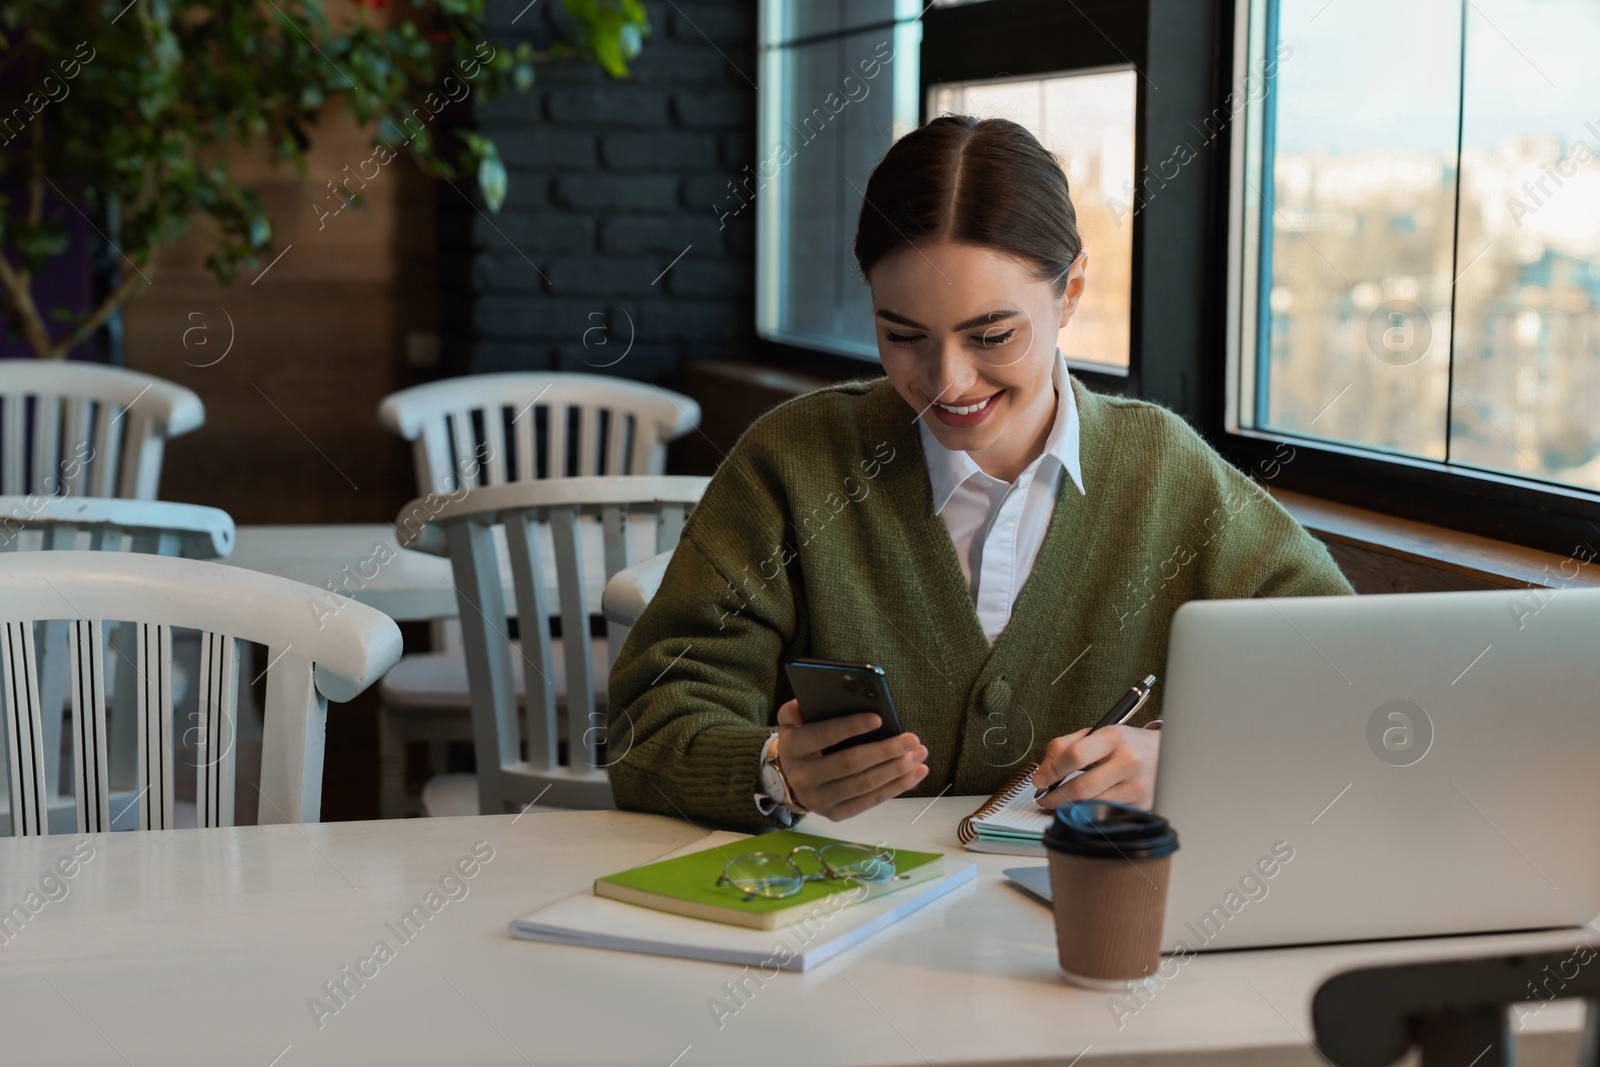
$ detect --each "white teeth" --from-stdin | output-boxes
[935,393,996,416]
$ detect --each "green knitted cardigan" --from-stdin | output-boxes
[606,374,1354,831]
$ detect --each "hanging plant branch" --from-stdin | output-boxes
[0,0,649,359]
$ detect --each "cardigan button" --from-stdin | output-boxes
[979,678,1012,717]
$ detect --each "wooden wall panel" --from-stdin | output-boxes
[121,43,434,525]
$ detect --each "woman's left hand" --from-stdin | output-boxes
[1030,725,1161,811]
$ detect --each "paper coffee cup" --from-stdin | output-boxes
[1042,800,1178,989]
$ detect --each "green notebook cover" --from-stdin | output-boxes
[594,830,947,929]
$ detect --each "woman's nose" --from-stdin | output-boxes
[925,345,980,399]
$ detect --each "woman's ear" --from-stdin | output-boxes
[1058,250,1089,327]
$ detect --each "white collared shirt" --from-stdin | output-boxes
[917,347,1086,645]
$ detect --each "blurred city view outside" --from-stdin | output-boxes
[1251,0,1600,493]
[929,69,1136,372]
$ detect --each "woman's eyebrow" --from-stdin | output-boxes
[875,308,1022,332]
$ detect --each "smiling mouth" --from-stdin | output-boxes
[932,390,1001,416]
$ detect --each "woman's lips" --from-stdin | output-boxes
[929,389,1002,428]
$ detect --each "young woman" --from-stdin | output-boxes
[606,115,1353,831]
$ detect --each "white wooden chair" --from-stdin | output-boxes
[393,476,707,815]
[601,549,676,630]
[377,372,701,492]
[0,362,205,500]
[376,372,701,817]
[0,496,235,834]
[0,496,233,556]
[0,551,401,836]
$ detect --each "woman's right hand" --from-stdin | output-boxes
[774,698,929,820]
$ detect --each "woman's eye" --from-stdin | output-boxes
[976,328,1015,348]
[884,330,923,346]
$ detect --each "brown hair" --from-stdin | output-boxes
[853,115,1083,298]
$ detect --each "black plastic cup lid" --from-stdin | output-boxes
[1042,800,1179,860]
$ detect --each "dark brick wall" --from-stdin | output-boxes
[439,0,757,384]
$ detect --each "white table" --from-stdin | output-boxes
[0,800,1590,1066]
[225,521,660,623]
[222,524,505,623]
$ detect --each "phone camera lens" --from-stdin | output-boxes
[864,687,880,700]
[841,673,856,684]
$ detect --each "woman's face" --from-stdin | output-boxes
[869,239,1087,482]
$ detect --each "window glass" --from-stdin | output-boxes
[757,3,923,359]
[929,69,1137,372]
[1451,0,1600,490]
[1240,0,1600,493]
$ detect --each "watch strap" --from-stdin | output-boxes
[764,736,809,813]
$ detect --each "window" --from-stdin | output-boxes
[755,1,924,360]
[756,0,1147,379]
[929,69,1137,373]
[1230,0,1600,502]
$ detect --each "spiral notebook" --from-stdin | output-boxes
[956,762,1062,856]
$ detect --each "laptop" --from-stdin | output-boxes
[1142,585,1600,952]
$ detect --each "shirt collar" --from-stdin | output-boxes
[917,347,1086,515]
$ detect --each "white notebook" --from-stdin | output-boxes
[956,762,1064,857]
[509,831,977,972]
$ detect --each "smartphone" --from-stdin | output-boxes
[783,658,906,755]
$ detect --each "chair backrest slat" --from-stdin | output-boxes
[32,394,61,494]
[482,404,508,485]
[42,525,77,551]
[630,412,657,475]
[548,507,596,769]
[601,504,632,667]
[657,503,689,554]
[446,521,525,776]
[68,619,111,834]
[120,410,167,499]
[546,404,569,480]
[129,528,181,556]
[2,621,47,836]
[258,649,327,825]
[502,513,558,770]
[513,406,537,485]
[576,405,599,476]
[61,399,92,497]
[448,408,479,490]
[414,430,450,496]
[604,411,629,476]
[89,402,122,497]
[136,622,175,831]
[195,631,238,829]
[1,396,23,496]
[86,527,124,552]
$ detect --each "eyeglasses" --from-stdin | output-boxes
[716,842,900,901]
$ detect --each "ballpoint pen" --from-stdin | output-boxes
[1032,673,1158,800]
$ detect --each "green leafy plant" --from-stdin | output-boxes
[0,0,649,359]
